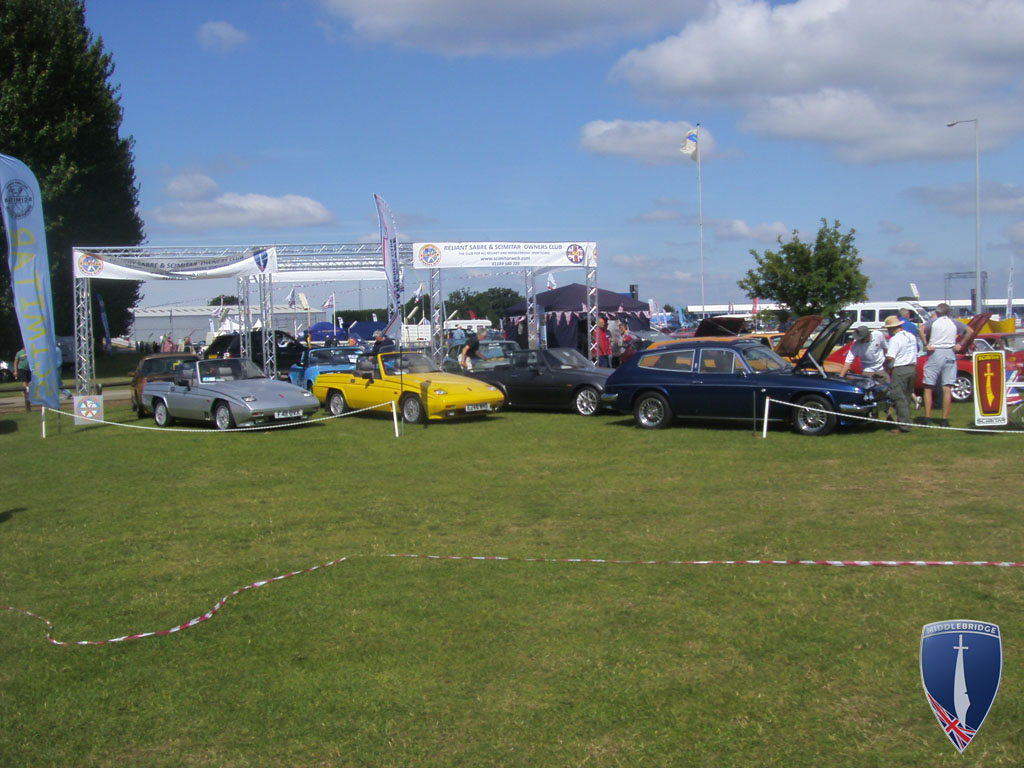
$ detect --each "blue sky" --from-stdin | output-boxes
[81,0,1024,313]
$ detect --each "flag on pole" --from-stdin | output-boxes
[1,154,60,408]
[414,282,424,302]
[374,194,403,343]
[546,272,557,290]
[286,287,296,308]
[680,127,698,159]
[752,297,759,315]
[321,293,335,310]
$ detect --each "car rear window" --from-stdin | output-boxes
[639,350,695,372]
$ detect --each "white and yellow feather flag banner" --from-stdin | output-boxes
[1,154,60,408]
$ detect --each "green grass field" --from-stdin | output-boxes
[2,400,1022,766]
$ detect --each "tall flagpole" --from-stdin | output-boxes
[696,123,704,314]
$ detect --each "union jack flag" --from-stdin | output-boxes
[925,691,977,752]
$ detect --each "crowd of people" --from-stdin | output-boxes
[839,303,968,431]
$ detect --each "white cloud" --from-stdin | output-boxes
[318,0,702,56]
[164,172,220,202]
[152,193,334,232]
[610,0,1024,162]
[580,120,713,164]
[708,218,787,243]
[198,21,249,53]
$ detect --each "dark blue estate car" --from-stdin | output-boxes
[601,318,888,435]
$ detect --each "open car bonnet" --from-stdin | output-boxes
[793,317,854,374]
[961,312,991,350]
[694,316,746,337]
[772,315,824,358]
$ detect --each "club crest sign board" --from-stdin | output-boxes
[920,620,1001,752]
[973,351,1008,426]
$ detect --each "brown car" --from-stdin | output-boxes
[130,352,199,417]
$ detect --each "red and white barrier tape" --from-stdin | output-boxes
[5,552,1022,647]
[1,555,348,646]
[389,553,1024,568]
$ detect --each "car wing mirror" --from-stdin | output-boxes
[174,375,191,388]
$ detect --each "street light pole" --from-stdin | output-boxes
[947,118,981,314]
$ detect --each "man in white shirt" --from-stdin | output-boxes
[883,315,919,432]
[839,325,888,381]
[917,303,968,426]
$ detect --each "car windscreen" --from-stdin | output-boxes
[379,353,439,374]
[197,358,265,381]
[739,345,791,372]
[544,348,592,369]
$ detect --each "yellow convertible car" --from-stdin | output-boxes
[311,351,504,423]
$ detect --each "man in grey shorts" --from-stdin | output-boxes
[917,303,968,427]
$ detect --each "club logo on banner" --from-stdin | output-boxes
[3,179,34,217]
[78,252,104,276]
[920,620,1001,753]
[417,244,441,267]
[565,244,585,264]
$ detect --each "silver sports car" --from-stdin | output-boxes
[142,358,319,430]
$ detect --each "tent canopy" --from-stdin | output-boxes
[504,283,650,350]
[505,283,648,316]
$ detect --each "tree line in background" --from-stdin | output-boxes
[310,286,525,328]
[1,0,144,357]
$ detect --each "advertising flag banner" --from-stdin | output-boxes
[973,351,1008,426]
[412,242,596,270]
[375,194,403,342]
[921,620,1001,753]
[1,154,60,408]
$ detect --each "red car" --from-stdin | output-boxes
[825,314,1023,403]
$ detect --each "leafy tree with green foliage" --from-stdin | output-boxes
[0,0,144,354]
[207,295,239,306]
[444,287,523,325]
[737,219,868,319]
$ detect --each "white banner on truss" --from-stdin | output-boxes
[73,247,279,280]
[411,242,597,270]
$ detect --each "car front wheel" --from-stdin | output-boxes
[401,394,425,424]
[213,401,235,431]
[791,394,836,436]
[951,374,973,402]
[634,392,672,429]
[153,400,173,427]
[572,386,600,416]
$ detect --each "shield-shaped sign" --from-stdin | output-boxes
[920,620,1001,752]
[252,248,270,273]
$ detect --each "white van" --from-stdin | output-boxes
[839,301,927,330]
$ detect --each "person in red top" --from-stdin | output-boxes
[594,317,612,367]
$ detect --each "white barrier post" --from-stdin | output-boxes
[761,397,770,439]
[392,400,400,438]
[41,406,46,439]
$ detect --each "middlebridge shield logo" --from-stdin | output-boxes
[920,620,1001,753]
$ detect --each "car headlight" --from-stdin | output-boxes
[863,390,875,402]
[432,388,448,396]
[243,395,257,402]
[302,391,313,398]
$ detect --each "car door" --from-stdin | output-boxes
[634,348,699,416]
[503,350,552,406]
[163,360,202,420]
[690,347,755,419]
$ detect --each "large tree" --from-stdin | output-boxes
[0,0,144,354]
[737,219,868,318]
